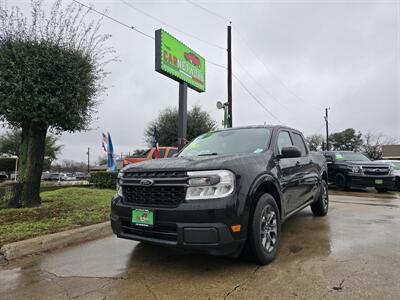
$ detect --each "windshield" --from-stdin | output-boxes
[179,128,271,157]
[334,152,370,161]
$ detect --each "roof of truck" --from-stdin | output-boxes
[215,125,300,132]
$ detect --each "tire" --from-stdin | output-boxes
[311,180,329,216]
[376,188,388,193]
[242,194,281,265]
[335,173,347,191]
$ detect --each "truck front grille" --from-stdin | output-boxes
[123,185,186,207]
[362,166,390,176]
[121,171,188,207]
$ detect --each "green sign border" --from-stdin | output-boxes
[155,29,206,93]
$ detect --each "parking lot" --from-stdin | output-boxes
[1,191,399,300]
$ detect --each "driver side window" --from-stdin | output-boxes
[276,131,293,155]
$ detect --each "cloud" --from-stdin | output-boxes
[2,0,399,162]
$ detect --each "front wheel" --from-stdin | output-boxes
[311,180,329,216]
[335,173,347,191]
[242,194,281,265]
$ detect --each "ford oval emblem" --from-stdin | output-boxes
[140,179,154,187]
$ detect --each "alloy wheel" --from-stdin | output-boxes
[260,204,278,253]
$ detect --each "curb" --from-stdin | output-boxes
[0,222,112,261]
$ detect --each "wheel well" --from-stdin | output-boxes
[322,171,328,183]
[253,181,282,218]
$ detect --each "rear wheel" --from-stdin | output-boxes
[335,173,347,191]
[376,187,388,193]
[311,180,329,216]
[242,194,281,265]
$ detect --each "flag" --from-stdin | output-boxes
[152,127,160,159]
[102,133,108,153]
[107,132,117,172]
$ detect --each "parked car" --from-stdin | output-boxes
[75,172,90,180]
[60,173,77,181]
[111,125,328,265]
[379,160,400,190]
[41,172,62,181]
[41,171,52,181]
[322,151,395,192]
[0,172,8,181]
[122,147,178,167]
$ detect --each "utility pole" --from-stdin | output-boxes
[178,82,188,150]
[325,108,329,151]
[227,23,232,128]
[86,147,90,173]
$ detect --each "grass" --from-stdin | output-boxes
[0,187,115,247]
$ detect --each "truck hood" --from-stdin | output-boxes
[121,152,271,174]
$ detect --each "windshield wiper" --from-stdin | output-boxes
[198,152,219,156]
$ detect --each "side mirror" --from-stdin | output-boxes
[279,146,302,159]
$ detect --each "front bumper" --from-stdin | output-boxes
[347,174,395,189]
[110,195,246,256]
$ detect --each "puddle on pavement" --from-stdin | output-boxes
[40,236,137,278]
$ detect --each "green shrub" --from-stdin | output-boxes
[90,171,117,189]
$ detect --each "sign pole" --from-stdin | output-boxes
[325,108,329,151]
[227,24,233,128]
[178,82,188,150]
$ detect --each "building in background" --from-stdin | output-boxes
[382,145,400,160]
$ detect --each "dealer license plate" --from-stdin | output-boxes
[375,179,383,185]
[132,209,154,227]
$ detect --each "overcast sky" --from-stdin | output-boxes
[8,0,400,163]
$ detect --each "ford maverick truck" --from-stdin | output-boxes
[111,126,328,265]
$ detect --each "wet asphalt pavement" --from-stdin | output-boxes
[1,192,399,300]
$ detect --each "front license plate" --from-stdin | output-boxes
[375,179,383,185]
[132,209,154,227]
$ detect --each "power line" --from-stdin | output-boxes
[233,74,283,124]
[207,60,284,123]
[72,0,154,40]
[185,0,230,23]
[73,0,283,124]
[184,0,319,110]
[206,59,226,70]
[233,55,293,113]
[233,28,321,110]
[119,0,226,51]
[74,0,227,72]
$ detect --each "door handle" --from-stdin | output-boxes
[296,161,301,167]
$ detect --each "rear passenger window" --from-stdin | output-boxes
[276,131,293,155]
[152,149,166,159]
[167,149,178,157]
[292,133,307,156]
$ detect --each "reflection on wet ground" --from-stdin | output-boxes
[1,194,399,299]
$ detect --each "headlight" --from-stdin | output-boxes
[186,170,235,200]
[388,165,394,175]
[116,172,124,197]
[349,166,362,174]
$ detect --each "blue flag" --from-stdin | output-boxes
[152,127,160,159]
[107,132,117,172]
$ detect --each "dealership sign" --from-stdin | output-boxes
[155,29,206,93]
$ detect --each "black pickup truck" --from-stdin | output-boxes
[111,126,328,265]
[321,151,395,192]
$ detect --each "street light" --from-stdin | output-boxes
[216,101,229,128]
